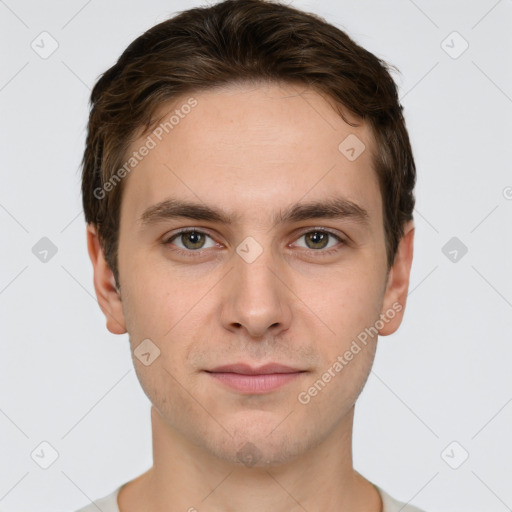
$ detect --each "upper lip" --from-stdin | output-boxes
[206,363,305,375]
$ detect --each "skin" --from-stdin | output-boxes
[87,81,414,512]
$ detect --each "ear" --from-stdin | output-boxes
[378,221,414,336]
[86,224,127,335]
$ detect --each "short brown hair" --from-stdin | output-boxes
[82,0,416,287]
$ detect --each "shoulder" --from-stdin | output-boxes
[373,483,428,512]
[73,486,121,512]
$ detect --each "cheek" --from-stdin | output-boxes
[299,270,383,340]
[119,254,195,336]
[131,348,200,430]
[120,270,210,377]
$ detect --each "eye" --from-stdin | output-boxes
[293,229,344,252]
[164,229,217,251]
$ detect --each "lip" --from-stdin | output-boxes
[208,363,303,375]
[205,363,307,393]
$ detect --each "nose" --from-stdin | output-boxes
[220,245,293,339]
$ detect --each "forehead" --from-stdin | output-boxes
[120,81,382,229]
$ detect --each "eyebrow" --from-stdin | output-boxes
[139,196,371,229]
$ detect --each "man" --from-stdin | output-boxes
[77,0,423,510]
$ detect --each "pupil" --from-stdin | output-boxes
[184,231,204,249]
[307,232,328,249]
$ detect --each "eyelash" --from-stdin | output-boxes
[163,227,346,257]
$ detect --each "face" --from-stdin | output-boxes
[89,81,413,468]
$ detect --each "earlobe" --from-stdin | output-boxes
[86,224,127,335]
[378,221,415,336]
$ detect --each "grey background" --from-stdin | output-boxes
[1,0,511,511]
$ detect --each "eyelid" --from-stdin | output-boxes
[165,227,213,239]
[293,226,345,240]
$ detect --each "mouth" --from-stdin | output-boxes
[204,363,307,394]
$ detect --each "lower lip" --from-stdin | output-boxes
[207,372,304,393]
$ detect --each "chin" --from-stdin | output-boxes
[199,418,314,468]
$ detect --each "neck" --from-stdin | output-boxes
[118,405,382,512]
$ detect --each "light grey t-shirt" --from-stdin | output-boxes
[74,482,427,511]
